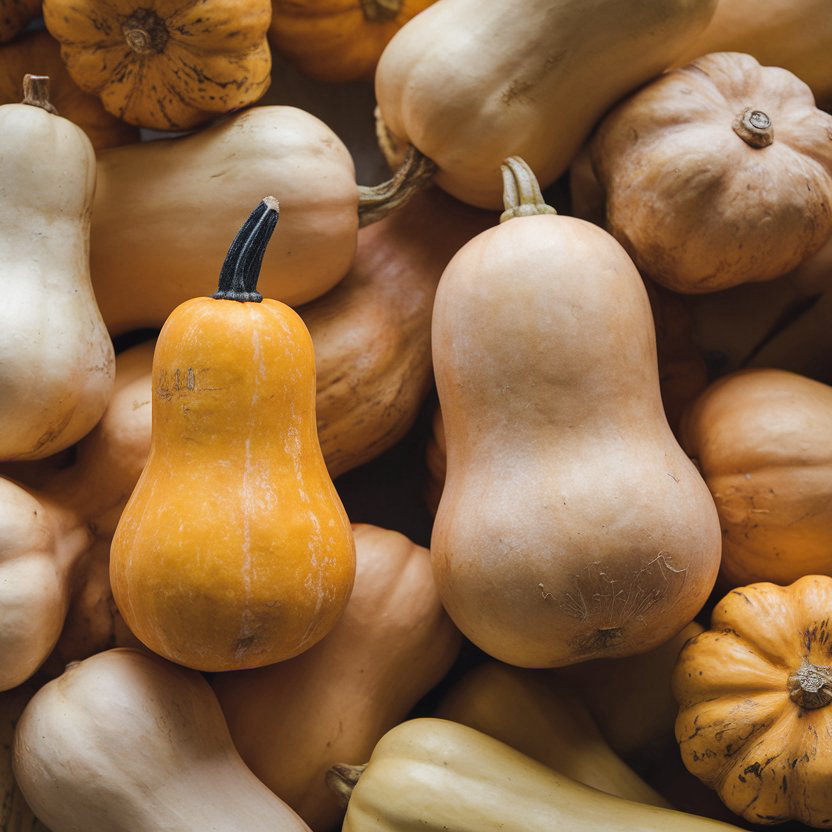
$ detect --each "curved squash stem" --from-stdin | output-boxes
[325,763,368,807]
[499,156,557,223]
[374,106,408,170]
[21,74,58,115]
[360,0,401,21]
[213,197,279,303]
[358,146,437,227]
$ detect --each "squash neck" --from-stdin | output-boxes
[123,9,169,55]
[326,763,367,806]
[788,657,832,709]
[499,156,557,223]
[732,108,773,148]
[360,0,401,21]
[21,74,58,114]
[213,197,279,303]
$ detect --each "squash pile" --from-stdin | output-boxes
[1,1,831,830]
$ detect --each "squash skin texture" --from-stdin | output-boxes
[0,30,138,149]
[431,214,721,668]
[340,718,741,831]
[92,106,359,335]
[589,52,832,293]
[213,524,461,831]
[375,0,717,209]
[13,649,311,832]
[43,0,272,129]
[681,369,832,588]
[269,0,436,82]
[673,575,832,827]
[110,297,356,672]
[675,0,832,110]
[0,98,115,461]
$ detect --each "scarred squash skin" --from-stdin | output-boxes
[674,575,832,827]
[43,0,272,129]
[681,369,832,588]
[431,159,721,668]
[110,201,356,672]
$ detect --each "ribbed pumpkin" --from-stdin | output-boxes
[269,0,436,82]
[0,30,137,149]
[0,0,39,42]
[43,0,272,129]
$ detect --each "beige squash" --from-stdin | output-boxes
[13,649,311,831]
[430,157,720,668]
[375,0,716,208]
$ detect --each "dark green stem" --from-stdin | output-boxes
[213,197,279,303]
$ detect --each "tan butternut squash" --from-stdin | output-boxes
[0,30,137,149]
[13,648,311,831]
[681,369,832,587]
[213,524,460,831]
[436,662,669,807]
[329,718,741,831]
[375,0,716,208]
[587,52,832,293]
[431,157,720,667]
[43,0,271,129]
[675,0,832,109]
[674,575,832,826]
[0,341,152,691]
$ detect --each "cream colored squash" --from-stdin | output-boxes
[0,75,114,460]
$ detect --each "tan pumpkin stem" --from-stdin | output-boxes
[360,0,402,22]
[788,656,832,709]
[374,107,408,170]
[732,108,774,148]
[500,156,557,223]
[122,9,169,55]
[21,75,58,115]
[325,763,367,807]
[357,147,437,227]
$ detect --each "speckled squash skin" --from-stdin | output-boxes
[110,209,355,671]
[674,575,832,827]
[0,0,39,42]
[681,369,832,588]
[269,0,436,82]
[43,0,272,129]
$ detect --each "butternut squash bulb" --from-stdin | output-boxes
[681,368,832,588]
[375,0,717,208]
[43,0,272,129]
[110,199,356,672]
[0,0,39,43]
[587,52,832,293]
[330,718,741,832]
[0,30,138,149]
[431,157,721,668]
[13,649,312,831]
[0,74,114,461]
[213,524,460,831]
[675,0,832,110]
[270,0,436,82]
[674,575,832,827]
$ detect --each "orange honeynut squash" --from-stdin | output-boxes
[110,199,355,672]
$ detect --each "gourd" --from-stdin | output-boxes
[13,648,312,832]
[0,341,153,692]
[586,52,832,293]
[110,199,356,672]
[0,0,39,43]
[681,369,832,587]
[435,662,669,807]
[329,718,741,831]
[431,156,720,668]
[673,575,832,827]
[91,106,434,335]
[675,0,832,110]
[374,0,717,209]
[0,74,115,461]
[269,0,436,82]
[213,524,461,831]
[42,0,271,130]
[0,30,138,149]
